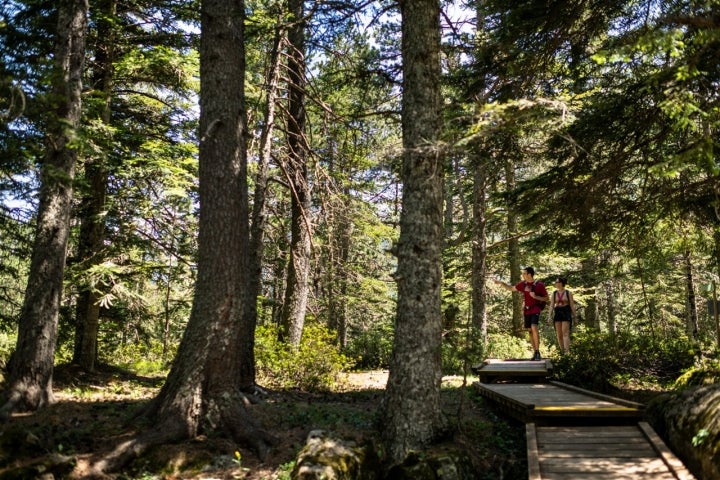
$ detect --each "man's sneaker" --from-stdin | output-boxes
[532,351,542,361]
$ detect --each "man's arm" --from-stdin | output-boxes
[492,279,516,292]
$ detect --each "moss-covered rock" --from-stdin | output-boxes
[646,383,720,480]
[291,429,380,480]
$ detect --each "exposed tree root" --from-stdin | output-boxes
[0,383,55,421]
[81,400,279,477]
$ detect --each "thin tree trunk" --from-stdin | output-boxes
[684,250,699,338]
[73,0,115,371]
[241,21,285,390]
[586,286,600,331]
[505,158,523,336]
[380,0,446,465]
[472,155,489,342]
[279,0,311,346]
[605,279,617,335]
[636,256,654,336]
[1,0,88,416]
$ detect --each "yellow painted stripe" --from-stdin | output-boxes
[534,406,638,412]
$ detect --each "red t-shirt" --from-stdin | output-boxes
[514,280,547,315]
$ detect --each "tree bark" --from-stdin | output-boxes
[73,0,115,372]
[89,0,277,472]
[0,0,88,417]
[380,0,446,465]
[279,0,311,346]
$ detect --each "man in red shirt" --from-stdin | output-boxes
[493,266,548,360]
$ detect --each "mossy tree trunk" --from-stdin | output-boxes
[380,0,446,465]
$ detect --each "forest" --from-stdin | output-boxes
[0,0,719,478]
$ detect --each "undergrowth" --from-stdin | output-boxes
[551,325,698,394]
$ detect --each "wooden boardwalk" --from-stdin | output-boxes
[473,360,695,479]
[475,380,644,425]
[527,423,695,479]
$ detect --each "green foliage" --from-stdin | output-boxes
[344,320,393,370]
[552,326,697,393]
[255,323,354,391]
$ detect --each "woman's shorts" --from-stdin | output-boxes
[554,306,572,322]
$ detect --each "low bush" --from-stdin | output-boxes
[256,322,354,391]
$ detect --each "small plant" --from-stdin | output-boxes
[692,429,710,447]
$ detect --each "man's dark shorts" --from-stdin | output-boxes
[524,313,540,329]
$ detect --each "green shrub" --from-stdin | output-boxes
[99,340,170,375]
[255,322,354,391]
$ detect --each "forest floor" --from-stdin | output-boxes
[0,364,658,480]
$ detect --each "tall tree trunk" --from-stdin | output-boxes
[73,0,115,372]
[89,0,277,472]
[1,0,88,416]
[241,21,284,390]
[472,154,489,343]
[279,0,311,346]
[505,158,523,336]
[380,0,446,465]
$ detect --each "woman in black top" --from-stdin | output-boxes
[549,277,576,354]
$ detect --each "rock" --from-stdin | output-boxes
[290,430,479,480]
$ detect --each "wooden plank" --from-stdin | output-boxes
[527,423,541,480]
[638,422,696,480]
